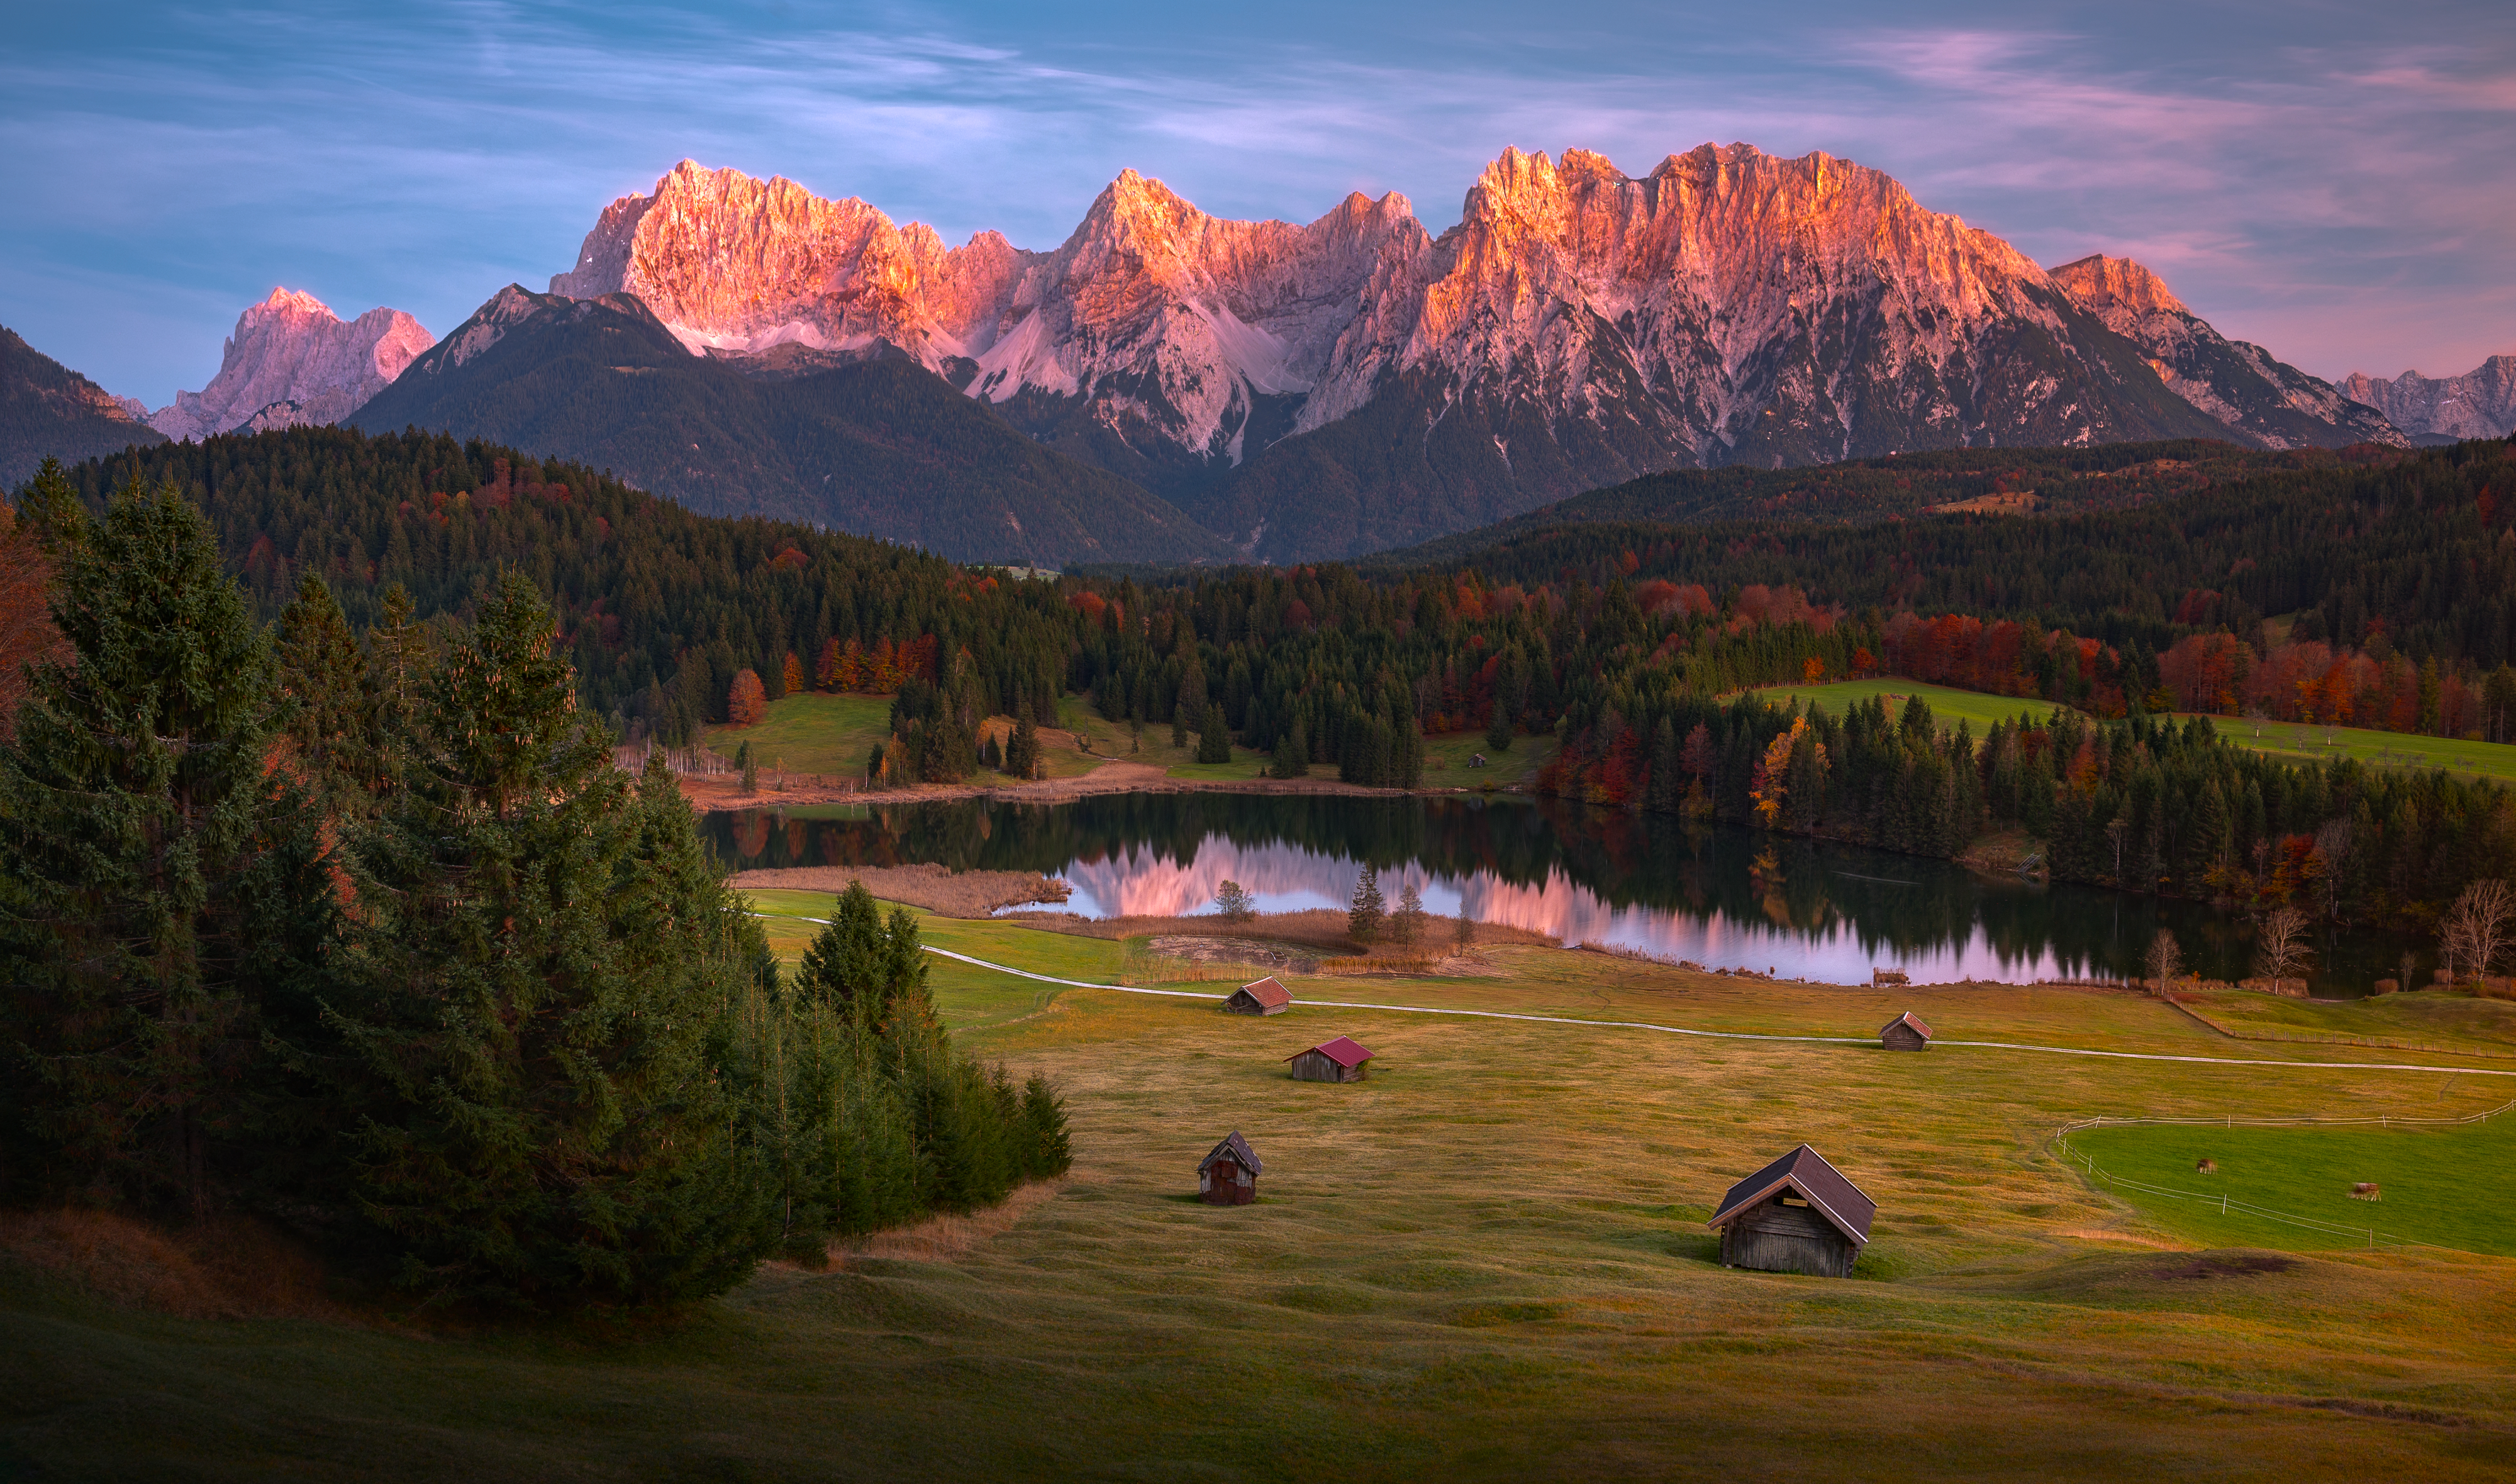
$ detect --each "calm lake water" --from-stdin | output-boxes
[699,794,2424,997]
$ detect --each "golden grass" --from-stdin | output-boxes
[12,909,2516,1477]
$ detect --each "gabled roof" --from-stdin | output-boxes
[1233,977,1293,1009]
[1199,1130,1261,1175]
[1285,1035,1374,1068]
[1706,1144,1876,1246]
[1883,1010,1933,1040]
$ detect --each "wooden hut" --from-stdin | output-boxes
[1286,1036,1374,1083]
[1198,1131,1262,1205]
[1225,977,1293,1016]
[1879,1010,1933,1051]
[1706,1144,1876,1278]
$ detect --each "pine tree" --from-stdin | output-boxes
[1349,865,1386,945]
[317,573,776,1309]
[1392,882,1427,946]
[794,883,896,1017]
[1196,700,1232,763]
[274,571,376,803]
[1008,712,1041,779]
[1270,731,1308,778]
[0,479,298,1216]
[1486,705,1513,753]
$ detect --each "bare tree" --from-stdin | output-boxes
[1454,905,1475,954]
[2253,906,2314,990]
[2441,879,2514,987]
[1391,881,1428,947]
[1213,880,1256,924]
[2144,929,2183,994]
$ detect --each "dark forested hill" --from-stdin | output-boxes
[46,426,1089,743]
[1400,436,2516,670]
[348,287,1232,569]
[1380,438,2390,567]
[0,326,164,489]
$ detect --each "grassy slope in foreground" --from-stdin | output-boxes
[13,908,2516,1479]
[1756,678,2516,784]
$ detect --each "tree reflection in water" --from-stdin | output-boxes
[698,794,2420,996]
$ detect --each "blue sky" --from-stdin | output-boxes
[7,2,2512,406]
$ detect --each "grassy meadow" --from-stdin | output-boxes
[2067,1115,2516,1255]
[12,899,2516,1478]
[1752,678,2516,784]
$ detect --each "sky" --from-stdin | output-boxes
[6,1,2512,407]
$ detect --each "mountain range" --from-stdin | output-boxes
[12,142,2507,565]
[2343,358,2516,445]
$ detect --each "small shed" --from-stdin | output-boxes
[1706,1144,1876,1278]
[1198,1131,1262,1205]
[1225,977,1293,1016]
[1286,1036,1374,1083]
[1880,1010,1933,1051]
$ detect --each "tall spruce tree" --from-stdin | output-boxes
[318,571,774,1309]
[274,571,377,803]
[0,477,302,1215]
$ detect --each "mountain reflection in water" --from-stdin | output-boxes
[698,794,2415,996]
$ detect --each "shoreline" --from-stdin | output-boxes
[677,756,1500,811]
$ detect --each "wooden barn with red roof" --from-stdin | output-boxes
[1285,1036,1374,1083]
[1706,1144,1876,1278]
[1225,977,1292,1016]
[1881,1010,1933,1051]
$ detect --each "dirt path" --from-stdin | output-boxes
[913,944,2516,1077]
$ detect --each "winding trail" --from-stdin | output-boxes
[901,936,2516,1079]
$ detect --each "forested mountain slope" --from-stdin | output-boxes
[350,287,1230,568]
[47,427,1089,743]
[0,326,164,489]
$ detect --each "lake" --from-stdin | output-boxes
[698,793,2425,997]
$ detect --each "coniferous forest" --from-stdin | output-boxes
[14,428,2516,937]
[0,467,1067,1308]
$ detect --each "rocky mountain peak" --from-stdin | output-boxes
[2046,253,2398,449]
[148,288,433,442]
[2051,255,2191,318]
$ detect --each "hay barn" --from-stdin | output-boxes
[1880,1010,1933,1051]
[1225,977,1292,1016]
[1706,1144,1876,1278]
[1286,1036,1374,1083]
[1198,1132,1262,1205]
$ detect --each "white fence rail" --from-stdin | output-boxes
[2051,1099,2515,1251]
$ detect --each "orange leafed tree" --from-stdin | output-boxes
[781,651,804,697]
[727,669,767,726]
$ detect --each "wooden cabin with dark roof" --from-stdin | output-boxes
[1286,1036,1374,1083]
[1225,977,1293,1016]
[1706,1144,1876,1278]
[1198,1131,1262,1205]
[1881,1010,1933,1051]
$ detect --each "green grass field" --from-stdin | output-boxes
[14,898,2516,1478]
[1752,678,2516,783]
[2067,1115,2516,1254]
[703,692,895,779]
[1751,678,2060,734]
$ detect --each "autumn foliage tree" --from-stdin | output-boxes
[728,668,768,726]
